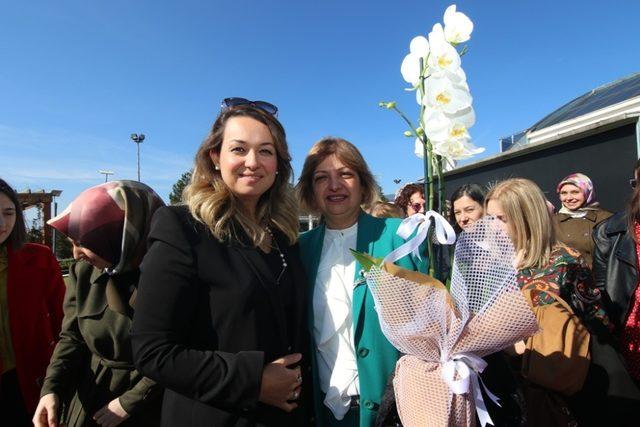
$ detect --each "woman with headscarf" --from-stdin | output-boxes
[554,173,613,267]
[0,178,65,427]
[33,180,165,427]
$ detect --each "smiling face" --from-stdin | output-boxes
[558,183,586,211]
[453,195,484,230]
[209,116,278,215]
[71,240,113,270]
[312,154,363,229]
[0,192,17,246]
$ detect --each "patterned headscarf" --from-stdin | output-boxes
[556,173,598,214]
[48,180,165,274]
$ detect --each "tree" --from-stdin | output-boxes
[169,170,192,205]
[26,204,44,244]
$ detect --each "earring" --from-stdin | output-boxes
[214,165,220,170]
[275,171,279,175]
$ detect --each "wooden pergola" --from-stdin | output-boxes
[17,189,62,248]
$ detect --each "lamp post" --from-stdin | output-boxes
[50,189,62,255]
[99,170,114,183]
[130,133,145,182]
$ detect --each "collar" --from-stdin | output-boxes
[324,222,358,239]
[558,208,600,222]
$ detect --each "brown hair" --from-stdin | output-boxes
[485,178,556,269]
[296,137,380,214]
[183,105,299,246]
[369,201,405,218]
[394,183,424,216]
[627,159,640,240]
[0,178,27,250]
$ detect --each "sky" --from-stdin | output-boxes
[1,0,639,214]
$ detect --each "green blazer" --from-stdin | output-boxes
[299,211,427,427]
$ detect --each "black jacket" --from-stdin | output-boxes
[132,206,311,427]
[590,211,640,425]
[593,212,637,330]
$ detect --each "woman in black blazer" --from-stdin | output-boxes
[132,98,311,426]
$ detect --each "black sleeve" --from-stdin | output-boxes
[131,206,264,411]
[592,219,613,295]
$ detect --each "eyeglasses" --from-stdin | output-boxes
[630,178,637,189]
[221,97,278,116]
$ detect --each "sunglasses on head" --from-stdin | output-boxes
[221,97,278,116]
[410,202,425,212]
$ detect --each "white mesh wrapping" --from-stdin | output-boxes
[366,216,539,427]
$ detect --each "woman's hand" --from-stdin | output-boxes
[92,398,130,427]
[33,393,60,427]
[259,353,303,412]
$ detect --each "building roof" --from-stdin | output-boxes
[529,72,640,132]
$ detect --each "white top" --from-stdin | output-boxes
[313,222,360,420]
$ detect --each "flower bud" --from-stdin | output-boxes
[385,101,397,109]
[403,131,413,137]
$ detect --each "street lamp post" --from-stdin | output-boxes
[99,170,114,183]
[130,133,145,181]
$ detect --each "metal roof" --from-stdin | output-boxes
[529,72,640,132]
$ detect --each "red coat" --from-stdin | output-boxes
[5,243,65,413]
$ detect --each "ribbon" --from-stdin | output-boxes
[383,211,456,263]
[440,353,501,427]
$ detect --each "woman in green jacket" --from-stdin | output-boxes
[33,180,164,427]
[296,137,426,427]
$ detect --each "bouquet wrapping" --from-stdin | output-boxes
[362,214,539,426]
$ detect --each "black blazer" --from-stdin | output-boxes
[132,206,311,427]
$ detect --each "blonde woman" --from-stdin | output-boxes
[132,99,310,426]
[486,178,611,426]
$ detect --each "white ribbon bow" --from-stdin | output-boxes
[383,211,456,264]
[440,353,501,427]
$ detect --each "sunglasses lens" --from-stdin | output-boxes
[252,101,278,115]
[221,98,278,116]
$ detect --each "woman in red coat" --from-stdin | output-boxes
[0,178,65,426]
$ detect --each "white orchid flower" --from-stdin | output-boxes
[427,24,461,76]
[443,5,473,44]
[423,73,472,114]
[423,106,476,144]
[400,36,430,86]
[433,138,484,160]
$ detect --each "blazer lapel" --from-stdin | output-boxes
[285,243,307,352]
[300,225,325,334]
[233,243,288,348]
[352,212,376,340]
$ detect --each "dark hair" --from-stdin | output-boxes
[627,159,640,240]
[394,183,424,216]
[0,178,27,249]
[449,183,486,232]
[296,137,380,214]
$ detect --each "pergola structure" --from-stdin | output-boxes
[17,189,62,248]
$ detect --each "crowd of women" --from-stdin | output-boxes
[0,97,639,426]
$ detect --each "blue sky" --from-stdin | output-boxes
[2,0,639,212]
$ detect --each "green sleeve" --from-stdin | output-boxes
[40,263,90,398]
